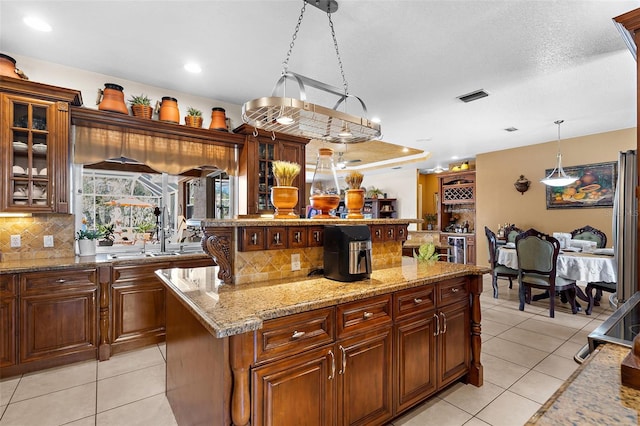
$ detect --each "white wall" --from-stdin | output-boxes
[361,168,419,228]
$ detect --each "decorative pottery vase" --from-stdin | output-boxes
[309,148,341,218]
[131,104,153,119]
[185,115,203,128]
[0,54,27,79]
[97,83,128,114]
[158,97,180,123]
[271,186,299,219]
[345,188,365,219]
[77,239,96,257]
[209,107,228,131]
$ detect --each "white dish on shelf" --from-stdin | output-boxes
[12,165,25,174]
[40,168,47,176]
[32,144,47,154]
[14,200,27,205]
[35,200,47,205]
[13,141,27,150]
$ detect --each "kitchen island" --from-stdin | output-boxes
[156,258,488,426]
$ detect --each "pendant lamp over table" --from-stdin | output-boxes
[540,120,579,187]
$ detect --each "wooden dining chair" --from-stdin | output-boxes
[570,225,607,248]
[485,226,518,298]
[515,228,579,318]
[504,225,523,243]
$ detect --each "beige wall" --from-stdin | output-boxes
[475,127,635,267]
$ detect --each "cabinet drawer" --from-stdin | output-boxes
[112,263,170,282]
[266,227,287,250]
[370,225,385,243]
[21,268,96,294]
[397,225,408,241]
[239,227,266,251]
[288,227,307,248]
[255,307,335,364]
[384,225,396,241]
[436,277,469,307]
[0,274,17,296]
[307,226,324,247]
[337,294,392,338]
[394,285,435,321]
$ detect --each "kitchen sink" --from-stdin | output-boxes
[106,250,202,260]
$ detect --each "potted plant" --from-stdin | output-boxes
[135,221,156,236]
[271,160,301,218]
[76,228,103,256]
[366,186,384,199]
[128,94,153,119]
[185,106,203,128]
[344,171,365,219]
[97,224,115,246]
[413,242,445,263]
[425,213,438,230]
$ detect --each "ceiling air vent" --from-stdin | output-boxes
[457,89,489,103]
[504,127,518,132]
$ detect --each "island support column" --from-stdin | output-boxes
[468,274,483,386]
[230,333,253,426]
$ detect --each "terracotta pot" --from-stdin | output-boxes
[309,194,340,219]
[209,107,227,131]
[98,83,128,114]
[345,188,365,219]
[0,54,27,79]
[159,97,180,123]
[271,186,299,219]
[185,115,203,128]
[131,104,153,119]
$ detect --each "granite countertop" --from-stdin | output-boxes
[155,258,489,339]
[527,343,640,425]
[187,217,422,227]
[0,251,210,274]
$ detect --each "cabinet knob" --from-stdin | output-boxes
[451,288,459,293]
[413,298,423,304]
[363,311,373,319]
[291,330,305,339]
[55,279,66,283]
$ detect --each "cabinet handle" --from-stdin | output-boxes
[251,233,258,245]
[387,229,394,238]
[294,232,301,243]
[440,312,447,334]
[433,313,440,336]
[414,298,423,304]
[313,231,320,242]
[291,330,305,340]
[328,350,335,380]
[338,345,347,375]
[55,279,66,283]
[375,229,382,238]
[451,288,459,293]
[274,232,281,244]
[363,311,373,319]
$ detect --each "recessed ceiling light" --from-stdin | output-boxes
[451,155,459,160]
[184,63,202,73]
[23,16,52,32]
[402,147,409,153]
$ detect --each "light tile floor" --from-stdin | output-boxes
[0,275,613,426]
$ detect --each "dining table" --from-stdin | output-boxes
[497,246,617,284]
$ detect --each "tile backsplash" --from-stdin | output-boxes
[0,215,75,262]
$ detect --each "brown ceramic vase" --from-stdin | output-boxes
[345,189,365,219]
[159,97,180,123]
[210,107,228,131]
[271,186,299,219]
[98,83,128,114]
[309,194,341,218]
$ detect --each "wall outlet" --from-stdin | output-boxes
[291,253,301,271]
[44,235,54,247]
[10,235,21,248]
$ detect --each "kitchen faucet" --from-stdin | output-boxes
[154,206,167,253]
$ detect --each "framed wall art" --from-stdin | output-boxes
[545,161,617,209]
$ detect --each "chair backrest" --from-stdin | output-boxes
[515,228,560,276]
[484,226,498,267]
[571,225,607,248]
[504,225,523,243]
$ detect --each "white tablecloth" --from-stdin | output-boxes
[497,248,617,283]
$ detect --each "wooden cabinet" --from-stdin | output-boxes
[17,268,97,372]
[363,198,396,219]
[236,125,308,216]
[0,77,81,213]
[437,171,476,264]
[110,262,170,355]
[0,274,17,369]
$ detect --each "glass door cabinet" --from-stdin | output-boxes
[1,77,82,213]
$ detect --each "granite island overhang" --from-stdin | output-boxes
[155,258,489,426]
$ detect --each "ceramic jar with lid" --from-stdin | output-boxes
[159,97,180,123]
[0,54,28,79]
[209,107,227,131]
[97,83,128,114]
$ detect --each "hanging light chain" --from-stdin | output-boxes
[282,1,307,73]
[327,10,349,96]
[555,119,564,154]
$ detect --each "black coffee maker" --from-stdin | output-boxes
[324,225,372,282]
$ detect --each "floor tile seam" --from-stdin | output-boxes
[514,317,580,334]
[60,414,96,425]
[95,391,167,415]
[447,387,508,418]
[429,397,475,421]
[96,360,166,382]
[483,335,553,360]
[505,370,563,404]
[1,375,22,408]
[4,380,98,406]
[528,352,576,381]
[493,333,564,353]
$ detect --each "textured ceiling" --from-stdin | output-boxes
[0,1,637,172]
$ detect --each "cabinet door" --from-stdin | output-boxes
[395,314,437,412]
[466,236,476,264]
[280,140,306,214]
[257,139,277,213]
[437,300,470,388]
[252,345,335,426]
[0,274,17,368]
[337,328,393,426]
[20,269,97,363]
[111,263,169,354]
[2,95,66,212]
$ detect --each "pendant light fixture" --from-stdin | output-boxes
[242,0,381,144]
[540,120,578,187]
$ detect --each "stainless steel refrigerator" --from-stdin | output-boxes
[613,150,637,306]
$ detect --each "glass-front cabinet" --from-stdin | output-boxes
[257,141,276,212]
[0,77,82,213]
